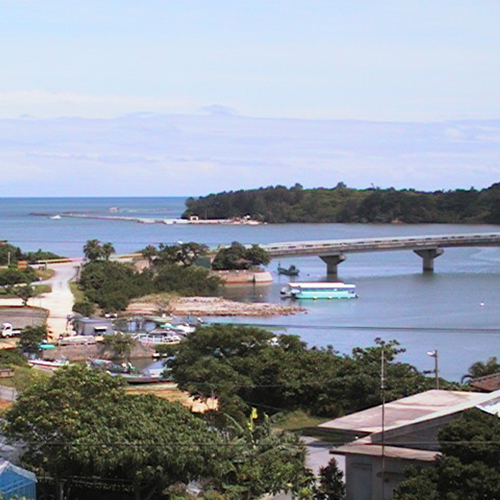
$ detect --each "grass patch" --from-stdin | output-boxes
[272,410,350,443]
[273,410,329,431]
[70,281,85,303]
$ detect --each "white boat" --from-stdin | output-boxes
[57,335,97,346]
[137,331,184,346]
[28,358,69,372]
[50,215,61,220]
[280,281,357,299]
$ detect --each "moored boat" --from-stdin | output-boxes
[277,264,300,276]
[88,358,169,383]
[136,330,184,346]
[280,281,357,299]
[28,358,69,372]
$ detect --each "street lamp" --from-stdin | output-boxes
[427,350,439,389]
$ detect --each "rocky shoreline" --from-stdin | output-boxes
[126,296,306,317]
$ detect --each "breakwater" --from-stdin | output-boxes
[31,212,262,225]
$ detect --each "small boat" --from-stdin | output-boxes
[50,215,61,220]
[88,358,134,374]
[137,330,184,346]
[28,358,69,372]
[277,263,300,276]
[280,281,357,299]
[88,358,169,384]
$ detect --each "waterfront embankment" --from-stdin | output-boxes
[126,296,305,317]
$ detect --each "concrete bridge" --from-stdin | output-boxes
[262,233,500,275]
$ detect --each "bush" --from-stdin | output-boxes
[72,300,95,317]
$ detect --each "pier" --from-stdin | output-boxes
[262,233,500,275]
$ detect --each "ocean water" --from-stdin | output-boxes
[2,196,500,381]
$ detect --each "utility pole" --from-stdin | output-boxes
[381,342,386,500]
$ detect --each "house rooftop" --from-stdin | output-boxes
[334,439,438,462]
[469,372,500,392]
[320,389,499,435]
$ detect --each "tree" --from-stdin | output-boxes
[314,458,346,500]
[0,242,22,266]
[244,244,271,267]
[149,242,209,267]
[14,284,36,306]
[83,239,115,262]
[141,244,158,265]
[393,409,500,500]
[72,299,95,317]
[461,356,500,383]
[205,415,313,500]
[168,327,437,422]
[18,325,47,355]
[211,242,269,270]
[101,242,115,260]
[83,239,104,262]
[0,269,32,295]
[102,332,135,362]
[3,365,226,500]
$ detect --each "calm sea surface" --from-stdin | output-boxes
[2,196,500,382]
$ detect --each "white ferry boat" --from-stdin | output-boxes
[280,281,357,300]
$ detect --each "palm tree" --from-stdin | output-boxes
[101,242,115,260]
[461,357,500,384]
[83,239,103,262]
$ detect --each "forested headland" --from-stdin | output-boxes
[182,182,500,224]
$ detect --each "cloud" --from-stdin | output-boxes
[0,90,201,119]
[0,113,499,196]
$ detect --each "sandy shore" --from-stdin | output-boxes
[126,296,306,317]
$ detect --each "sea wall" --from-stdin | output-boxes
[210,270,273,284]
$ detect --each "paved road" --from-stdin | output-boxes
[0,260,80,341]
[38,261,80,339]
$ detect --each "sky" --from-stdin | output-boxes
[2,0,500,196]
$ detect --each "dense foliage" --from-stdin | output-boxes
[211,242,270,270]
[0,268,39,304]
[393,409,500,500]
[18,325,47,355]
[0,348,29,369]
[83,239,115,262]
[167,325,443,422]
[78,258,220,311]
[3,365,311,499]
[141,242,209,267]
[182,183,500,224]
[0,242,62,265]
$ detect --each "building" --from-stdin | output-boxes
[0,459,36,499]
[72,316,114,336]
[319,389,500,500]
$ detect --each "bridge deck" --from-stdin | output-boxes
[263,233,500,257]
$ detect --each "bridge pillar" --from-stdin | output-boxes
[320,254,346,276]
[413,248,444,272]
